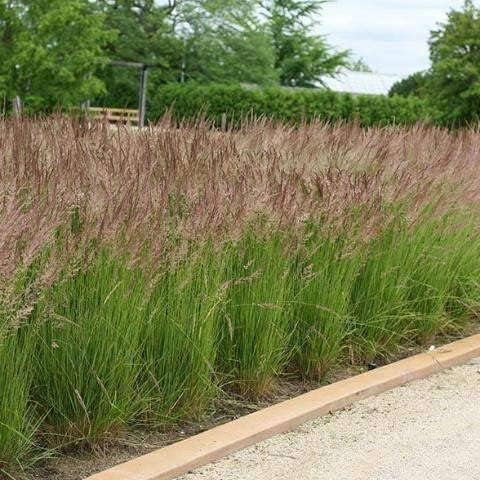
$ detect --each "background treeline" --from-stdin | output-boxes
[1,1,480,125]
[0,0,349,110]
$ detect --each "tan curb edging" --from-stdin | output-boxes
[86,334,480,480]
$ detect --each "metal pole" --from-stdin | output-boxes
[12,96,22,117]
[138,65,149,128]
[181,38,186,83]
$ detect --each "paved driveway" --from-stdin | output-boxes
[180,359,480,480]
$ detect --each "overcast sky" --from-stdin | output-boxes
[320,0,468,77]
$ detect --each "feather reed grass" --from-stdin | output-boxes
[0,116,480,474]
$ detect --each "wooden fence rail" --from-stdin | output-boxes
[87,107,140,126]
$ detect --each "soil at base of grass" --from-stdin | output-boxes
[30,323,480,480]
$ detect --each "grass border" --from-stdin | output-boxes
[86,333,480,480]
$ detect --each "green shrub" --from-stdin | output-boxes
[150,83,430,127]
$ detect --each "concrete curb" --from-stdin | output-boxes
[86,334,480,480]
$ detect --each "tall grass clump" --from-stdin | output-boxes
[0,279,41,477]
[141,244,224,423]
[350,218,421,361]
[216,228,292,396]
[0,333,36,477]
[351,211,480,361]
[33,250,147,445]
[290,224,360,379]
[405,215,480,341]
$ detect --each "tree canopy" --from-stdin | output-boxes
[267,0,349,86]
[389,0,480,125]
[428,0,480,124]
[1,0,113,111]
[350,57,372,73]
[7,0,480,127]
[175,0,277,84]
[94,0,182,108]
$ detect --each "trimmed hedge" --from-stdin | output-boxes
[149,83,430,127]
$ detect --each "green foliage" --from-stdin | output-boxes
[1,209,480,471]
[0,1,21,100]
[175,0,278,85]
[1,0,113,112]
[94,0,183,108]
[351,219,433,360]
[0,328,37,476]
[0,333,36,476]
[350,214,480,361]
[403,219,477,342]
[389,71,431,97]
[2,115,480,474]
[350,57,372,73]
[267,0,349,86]
[290,228,359,379]
[388,1,480,124]
[0,272,43,476]
[5,0,480,129]
[151,83,429,126]
[2,0,351,112]
[427,0,480,124]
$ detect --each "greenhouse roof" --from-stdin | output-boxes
[318,69,402,96]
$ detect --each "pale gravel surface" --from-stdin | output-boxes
[180,358,480,480]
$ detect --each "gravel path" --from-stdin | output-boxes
[180,358,480,480]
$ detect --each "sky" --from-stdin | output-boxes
[320,0,468,78]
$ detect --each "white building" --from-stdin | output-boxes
[318,69,402,96]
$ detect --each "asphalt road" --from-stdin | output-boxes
[180,358,480,480]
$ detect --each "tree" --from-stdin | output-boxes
[266,0,349,87]
[427,0,480,124]
[94,0,277,108]
[350,57,372,73]
[1,0,113,111]
[0,2,20,104]
[94,0,182,108]
[389,71,431,97]
[175,0,277,85]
